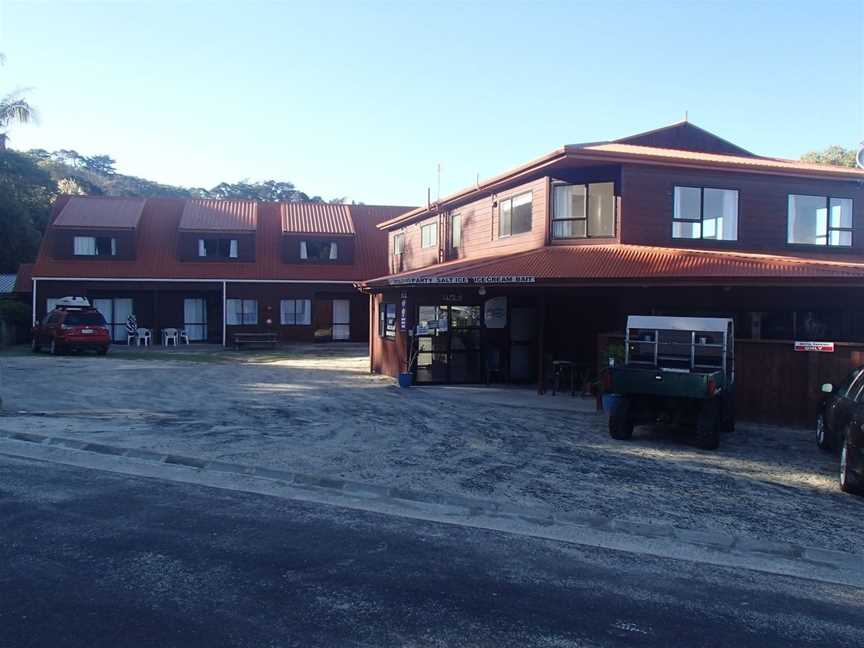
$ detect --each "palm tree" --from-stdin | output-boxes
[0,53,36,150]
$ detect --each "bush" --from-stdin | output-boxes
[0,300,30,326]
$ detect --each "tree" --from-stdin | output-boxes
[0,54,36,149]
[83,154,117,176]
[800,145,857,168]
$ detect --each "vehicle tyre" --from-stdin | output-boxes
[816,413,831,451]
[720,390,736,434]
[608,396,634,441]
[839,435,863,495]
[31,337,41,353]
[97,346,109,356]
[695,400,720,450]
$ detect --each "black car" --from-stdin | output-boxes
[816,367,864,495]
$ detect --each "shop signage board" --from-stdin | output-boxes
[389,275,536,286]
[794,341,835,352]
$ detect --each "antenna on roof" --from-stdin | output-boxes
[475,172,480,189]
[684,110,689,122]
[436,163,441,201]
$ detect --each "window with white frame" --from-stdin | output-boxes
[499,192,532,237]
[552,182,615,238]
[393,232,405,255]
[787,194,853,247]
[300,240,338,261]
[198,238,239,258]
[74,235,117,256]
[450,213,462,250]
[226,299,257,325]
[420,222,437,249]
[673,186,738,241]
[280,299,311,325]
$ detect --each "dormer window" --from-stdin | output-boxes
[300,240,338,261]
[74,235,116,257]
[198,238,239,259]
[393,233,405,256]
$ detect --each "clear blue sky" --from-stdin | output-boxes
[1,0,862,205]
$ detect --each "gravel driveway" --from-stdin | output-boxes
[1,344,861,552]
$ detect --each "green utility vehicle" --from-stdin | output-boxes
[606,315,735,450]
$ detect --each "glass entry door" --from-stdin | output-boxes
[332,299,351,340]
[93,298,133,342]
[414,304,482,383]
[184,298,208,341]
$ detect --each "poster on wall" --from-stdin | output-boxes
[484,296,507,329]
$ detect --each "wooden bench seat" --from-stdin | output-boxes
[232,332,278,350]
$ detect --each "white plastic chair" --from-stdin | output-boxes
[126,333,137,346]
[162,328,179,347]
[136,328,151,347]
[179,329,190,345]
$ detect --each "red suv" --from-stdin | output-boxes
[32,297,111,355]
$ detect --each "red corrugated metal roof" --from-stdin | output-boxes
[179,200,258,232]
[53,196,146,229]
[32,198,413,282]
[281,203,355,235]
[365,245,864,288]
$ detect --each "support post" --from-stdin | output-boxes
[536,294,546,394]
[31,278,37,325]
[222,280,227,347]
[368,293,374,374]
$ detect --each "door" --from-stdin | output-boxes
[509,307,537,382]
[332,299,351,340]
[94,298,133,342]
[184,298,207,341]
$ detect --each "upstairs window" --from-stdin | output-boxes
[499,192,532,237]
[673,186,738,241]
[450,213,462,250]
[280,299,311,325]
[393,232,405,256]
[420,222,437,249]
[300,240,338,261]
[226,299,257,325]
[552,182,615,239]
[379,303,397,339]
[788,194,852,247]
[198,238,239,259]
[74,235,116,257]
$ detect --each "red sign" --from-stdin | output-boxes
[794,341,835,353]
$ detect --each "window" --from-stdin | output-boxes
[450,213,462,249]
[379,303,397,339]
[787,194,852,247]
[300,240,338,261]
[672,186,738,241]
[552,182,615,238]
[499,192,532,237]
[74,235,116,256]
[198,238,239,258]
[226,299,257,325]
[393,233,404,255]
[280,299,311,325]
[421,222,437,249]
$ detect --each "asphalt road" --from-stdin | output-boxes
[1,455,862,648]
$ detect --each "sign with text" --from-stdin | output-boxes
[794,341,835,353]
[389,275,536,286]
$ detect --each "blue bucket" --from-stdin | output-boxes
[398,372,413,388]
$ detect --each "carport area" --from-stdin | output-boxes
[0,343,860,551]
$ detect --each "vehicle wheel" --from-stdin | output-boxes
[608,396,634,441]
[719,391,736,434]
[31,337,41,353]
[839,436,863,495]
[97,346,108,356]
[695,400,720,450]
[816,413,831,451]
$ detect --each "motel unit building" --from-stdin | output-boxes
[29,195,411,344]
[362,122,864,427]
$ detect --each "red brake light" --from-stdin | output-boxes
[707,379,716,397]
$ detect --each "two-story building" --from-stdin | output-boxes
[362,121,864,426]
[30,196,411,344]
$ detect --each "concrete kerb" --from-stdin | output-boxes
[0,428,863,587]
